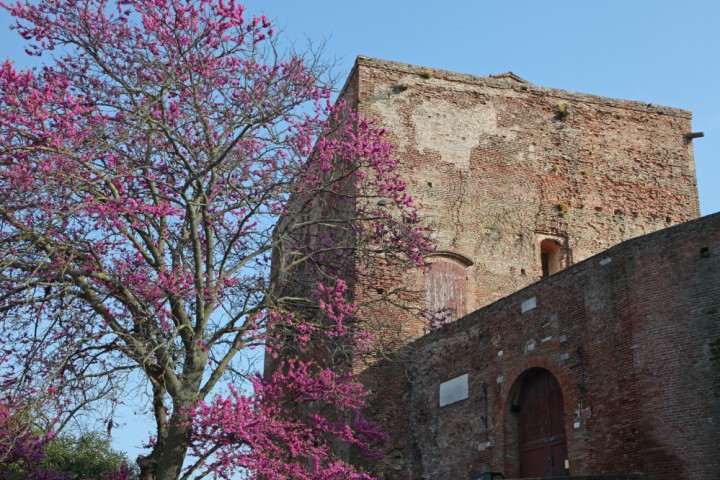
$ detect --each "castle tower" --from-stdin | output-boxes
[336,57,703,477]
[340,57,700,340]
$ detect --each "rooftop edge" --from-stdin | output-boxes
[340,56,691,119]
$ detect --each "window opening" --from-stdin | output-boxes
[540,239,562,277]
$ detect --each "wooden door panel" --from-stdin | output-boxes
[550,442,568,476]
[518,373,549,445]
[519,446,548,477]
[517,369,568,478]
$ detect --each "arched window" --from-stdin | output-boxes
[540,239,563,277]
[424,253,471,323]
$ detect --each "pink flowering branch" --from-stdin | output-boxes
[188,358,386,480]
[0,0,433,478]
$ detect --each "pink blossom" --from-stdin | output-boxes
[0,0,433,477]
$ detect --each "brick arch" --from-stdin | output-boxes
[502,357,575,402]
[500,360,576,477]
[425,250,474,267]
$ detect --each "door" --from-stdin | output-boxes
[517,369,568,477]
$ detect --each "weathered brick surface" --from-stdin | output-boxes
[332,58,715,479]
[372,212,720,479]
[343,57,700,315]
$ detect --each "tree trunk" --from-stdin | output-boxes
[155,413,192,480]
[137,404,193,480]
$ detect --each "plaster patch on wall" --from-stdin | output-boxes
[410,99,511,170]
[370,96,407,145]
[439,373,469,407]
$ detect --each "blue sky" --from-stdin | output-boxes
[2,0,718,469]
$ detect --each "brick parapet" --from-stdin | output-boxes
[348,56,692,119]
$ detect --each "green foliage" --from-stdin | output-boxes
[420,67,434,79]
[42,433,138,479]
[556,201,570,217]
[555,102,570,120]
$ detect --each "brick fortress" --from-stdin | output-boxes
[290,57,720,479]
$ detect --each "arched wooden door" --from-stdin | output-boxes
[517,369,568,477]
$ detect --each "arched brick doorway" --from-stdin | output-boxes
[513,368,568,477]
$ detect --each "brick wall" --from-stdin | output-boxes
[331,58,711,478]
[344,57,700,321]
[372,212,720,479]
[334,57,699,479]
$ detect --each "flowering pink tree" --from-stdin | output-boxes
[0,0,432,479]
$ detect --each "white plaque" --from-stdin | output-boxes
[439,373,469,407]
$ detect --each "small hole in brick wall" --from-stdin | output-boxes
[520,268,526,276]
[614,209,623,216]
[427,182,433,187]
[595,206,603,212]
[666,216,672,223]
[376,287,385,294]
[700,247,710,258]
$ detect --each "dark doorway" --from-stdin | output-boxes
[517,369,568,477]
